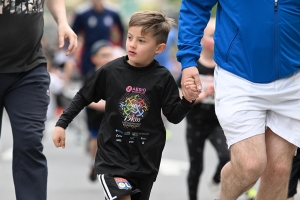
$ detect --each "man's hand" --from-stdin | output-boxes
[52,126,66,149]
[45,0,77,56]
[181,66,202,100]
[57,24,77,56]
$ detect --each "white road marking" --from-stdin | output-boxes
[159,158,189,176]
[0,147,13,161]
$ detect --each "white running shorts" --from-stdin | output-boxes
[214,66,300,148]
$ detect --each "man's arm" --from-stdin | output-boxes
[177,0,218,98]
[45,0,77,56]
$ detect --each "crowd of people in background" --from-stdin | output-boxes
[43,0,300,199]
[2,0,300,199]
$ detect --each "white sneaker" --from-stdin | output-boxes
[208,181,221,199]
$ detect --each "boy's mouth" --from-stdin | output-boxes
[128,50,136,55]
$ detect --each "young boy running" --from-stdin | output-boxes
[52,10,199,200]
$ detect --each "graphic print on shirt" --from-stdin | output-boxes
[115,129,149,145]
[0,0,43,14]
[119,86,149,129]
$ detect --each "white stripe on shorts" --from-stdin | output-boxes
[98,174,117,200]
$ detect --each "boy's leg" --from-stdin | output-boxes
[220,134,267,200]
[4,65,49,200]
[256,128,296,200]
[119,196,131,200]
[135,177,154,200]
[98,174,141,200]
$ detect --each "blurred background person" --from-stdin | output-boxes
[155,26,179,78]
[177,18,230,200]
[155,12,180,140]
[288,148,300,200]
[71,0,125,77]
[84,40,114,181]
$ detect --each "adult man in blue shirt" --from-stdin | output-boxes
[177,1,300,199]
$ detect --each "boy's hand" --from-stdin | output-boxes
[181,67,202,99]
[52,126,66,149]
[183,77,197,91]
[183,77,198,102]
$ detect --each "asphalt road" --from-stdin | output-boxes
[1,109,298,200]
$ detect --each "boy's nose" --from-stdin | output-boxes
[130,41,136,48]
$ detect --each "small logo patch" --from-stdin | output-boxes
[114,178,132,190]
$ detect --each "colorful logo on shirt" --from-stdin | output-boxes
[119,89,149,129]
[125,86,146,94]
[114,177,132,190]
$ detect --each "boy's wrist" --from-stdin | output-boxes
[55,121,67,129]
[182,96,195,104]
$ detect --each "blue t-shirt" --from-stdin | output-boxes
[72,7,124,76]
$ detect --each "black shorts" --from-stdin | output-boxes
[98,174,154,200]
[288,159,300,198]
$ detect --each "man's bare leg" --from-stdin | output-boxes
[219,134,267,200]
[255,128,296,200]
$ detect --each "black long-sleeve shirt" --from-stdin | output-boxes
[56,56,193,181]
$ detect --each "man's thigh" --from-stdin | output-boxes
[214,66,267,148]
[4,65,50,137]
[264,128,296,167]
[230,134,267,169]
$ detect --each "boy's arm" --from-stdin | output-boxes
[162,75,195,124]
[55,92,90,128]
[164,96,194,124]
[53,92,90,148]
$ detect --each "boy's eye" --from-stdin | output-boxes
[139,39,145,43]
[127,36,132,40]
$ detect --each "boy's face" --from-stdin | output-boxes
[126,26,165,67]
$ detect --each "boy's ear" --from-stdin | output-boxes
[155,43,166,54]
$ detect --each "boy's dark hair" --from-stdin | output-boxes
[128,10,175,44]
